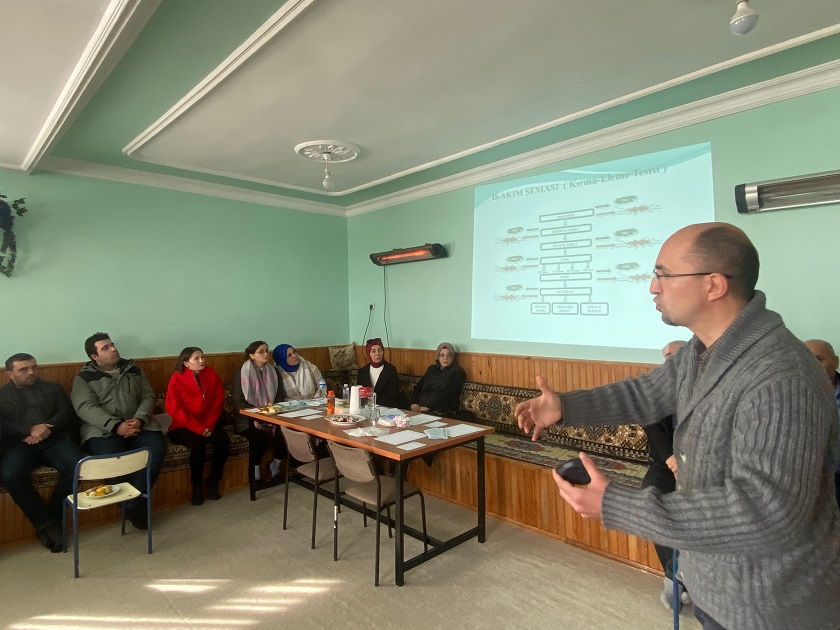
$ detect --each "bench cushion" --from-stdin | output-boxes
[324,369,651,464]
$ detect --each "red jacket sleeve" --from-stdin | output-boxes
[202,367,224,431]
[165,372,207,435]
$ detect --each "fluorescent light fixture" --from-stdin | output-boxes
[370,243,448,266]
[735,169,840,214]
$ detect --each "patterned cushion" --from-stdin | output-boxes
[388,376,649,464]
[329,343,358,370]
[466,433,647,486]
[322,368,357,395]
[457,381,650,464]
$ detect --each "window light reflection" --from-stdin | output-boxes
[29,616,251,625]
[146,579,228,594]
[252,585,328,594]
[208,605,288,613]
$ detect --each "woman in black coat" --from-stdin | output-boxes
[410,342,466,417]
[356,338,407,409]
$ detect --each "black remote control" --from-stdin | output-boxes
[555,457,591,485]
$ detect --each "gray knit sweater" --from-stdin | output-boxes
[561,292,840,629]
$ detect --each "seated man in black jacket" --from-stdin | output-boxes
[0,353,83,552]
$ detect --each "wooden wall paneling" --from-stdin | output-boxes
[406,445,662,575]
[1,347,655,395]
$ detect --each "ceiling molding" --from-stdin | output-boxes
[0,162,25,172]
[121,17,840,198]
[36,156,346,216]
[346,58,840,216]
[335,25,840,198]
[24,58,840,218]
[122,0,315,158]
[20,0,162,173]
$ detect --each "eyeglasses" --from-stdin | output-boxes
[652,269,734,281]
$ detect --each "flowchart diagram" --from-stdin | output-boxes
[471,143,714,348]
[489,196,666,317]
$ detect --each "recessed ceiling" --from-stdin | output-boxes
[3,0,840,214]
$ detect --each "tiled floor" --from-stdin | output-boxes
[0,484,699,630]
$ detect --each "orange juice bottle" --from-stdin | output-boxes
[326,390,335,415]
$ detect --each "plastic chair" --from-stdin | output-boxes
[328,442,427,585]
[62,447,152,578]
[280,426,339,549]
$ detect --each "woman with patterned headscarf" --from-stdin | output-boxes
[410,342,466,417]
[273,344,323,400]
[357,338,406,408]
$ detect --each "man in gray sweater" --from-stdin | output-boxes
[516,223,840,629]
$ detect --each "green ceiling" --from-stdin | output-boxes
[49,0,840,207]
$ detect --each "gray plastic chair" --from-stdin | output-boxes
[328,442,427,585]
[280,426,339,549]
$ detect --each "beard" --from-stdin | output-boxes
[661,313,678,327]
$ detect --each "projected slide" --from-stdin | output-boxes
[472,143,714,350]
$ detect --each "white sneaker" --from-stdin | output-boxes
[659,577,683,613]
[269,459,282,478]
[254,465,261,481]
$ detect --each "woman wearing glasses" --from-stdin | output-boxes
[232,340,287,481]
[410,342,466,417]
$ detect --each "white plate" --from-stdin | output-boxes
[325,414,366,427]
[84,483,121,499]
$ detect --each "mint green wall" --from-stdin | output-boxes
[348,86,840,364]
[1,171,349,363]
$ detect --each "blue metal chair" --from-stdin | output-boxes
[62,447,152,578]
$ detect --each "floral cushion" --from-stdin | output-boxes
[328,343,358,370]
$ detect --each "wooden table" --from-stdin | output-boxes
[239,407,494,586]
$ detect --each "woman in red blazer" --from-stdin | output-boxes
[166,347,229,505]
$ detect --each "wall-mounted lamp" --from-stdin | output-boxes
[370,243,448,266]
[735,169,840,214]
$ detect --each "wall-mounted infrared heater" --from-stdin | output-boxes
[735,169,840,214]
[370,243,448,266]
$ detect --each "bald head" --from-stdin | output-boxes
[804,339,839,380]
[680,223,759,303]
[662,340,687,359]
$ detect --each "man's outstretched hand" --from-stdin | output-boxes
[514,375,564,441]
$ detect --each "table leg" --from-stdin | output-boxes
[395,460,405,586]
[478,436,486,543]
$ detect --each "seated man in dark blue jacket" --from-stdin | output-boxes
[0,353,83,552]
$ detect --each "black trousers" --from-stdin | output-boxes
[0,434,83,530]
[641,462,677,577]
[239,425,287,468]
[168,425,230,485]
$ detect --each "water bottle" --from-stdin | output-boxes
[318,377,327,399]
[342,383,350,401]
